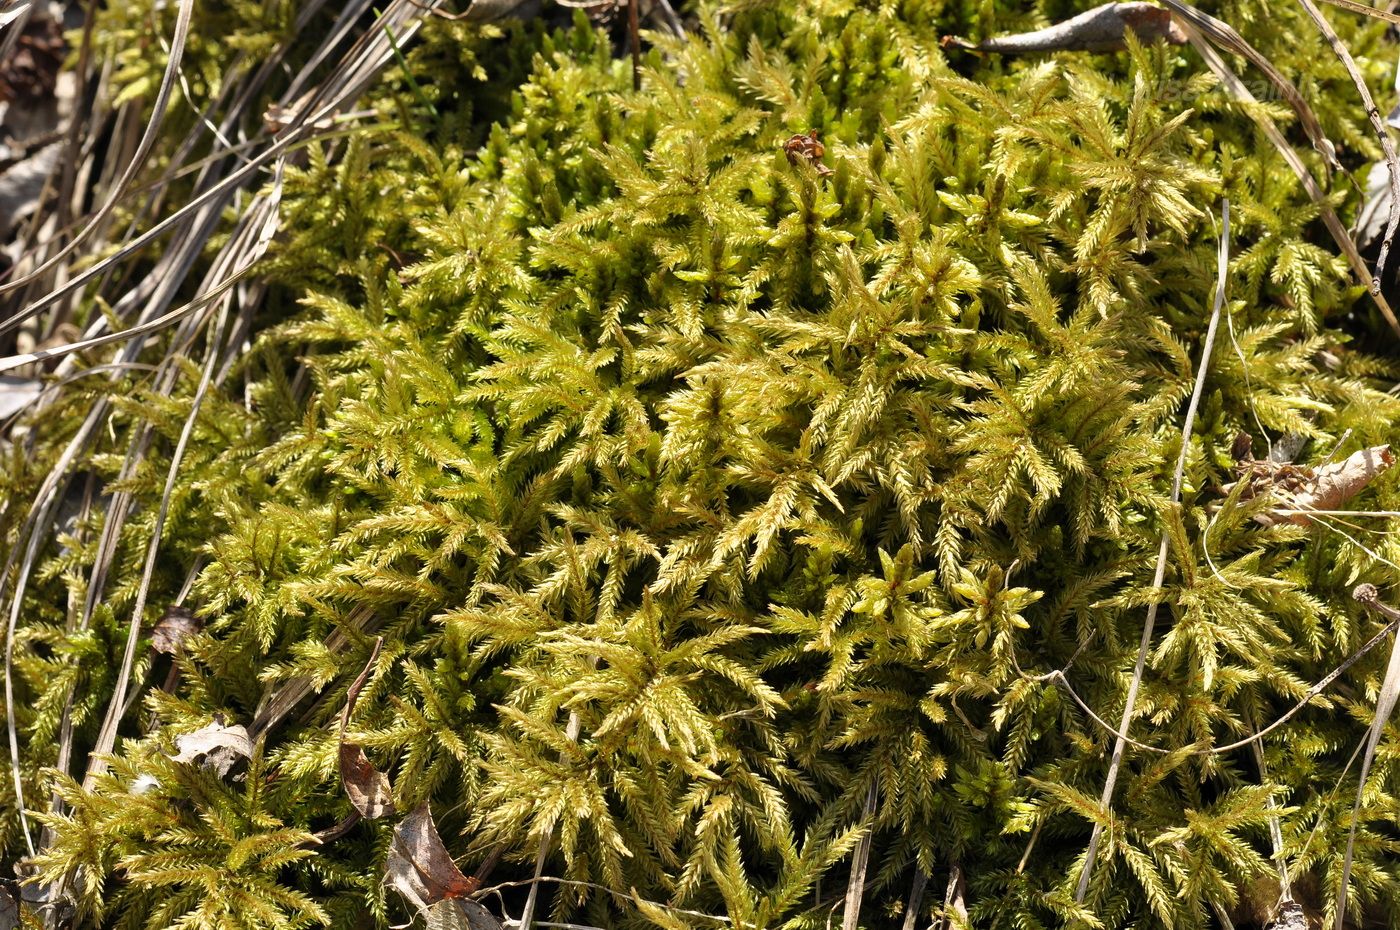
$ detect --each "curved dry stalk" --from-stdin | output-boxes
[478,875,732,926]
[1294,0,1400,288]
[3,0,440,862]
[900,869,928,930]
[1074,199,1230,903]
[4,400,113,855]
[0,0,421,340]
[654,0,685,37]
[82,174,282,788]
[519,715,585,930]
[0,0,196,297]
[51,0,100,267]
[0,0,36,73]
[1178,18,1400,339]
[1045,597,1400,756]
[1158,0,1341,169]
[283,0,382,103]
[521,655,597,930]
[251,604,379,737]
[1315,0,1400,25]
[0,271,250,374]
[1247,714,1293,907]
[840,783,879,930]
[1336,585,1400,930]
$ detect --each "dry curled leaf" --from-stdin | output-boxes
[1338,583,1400,930]
[339,638,393,819]
[339,743,393,819]
[151,605,201,655]
[387,802,480,914]
[172,719,251,778]
[1260,445,1394,526]
[1230,431,1253,463]
[1222,444,1395,526]
[262,102,330,136]
[1268,432,1309,465]
[941,1,1186,54]
[261,88,374,136]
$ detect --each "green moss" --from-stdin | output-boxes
[8,2,1400,928]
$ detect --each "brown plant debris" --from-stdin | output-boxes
[170,719,252,778]
[386,802,482,913]
[782,130,833,176]
[1224,442,1395,526]
[150,605,200,655]
[1263,902,1309,930]
[0,13,64,104]
[338,638,393,819]
[942,2,1187,54]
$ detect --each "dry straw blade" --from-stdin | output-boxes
[0,0,444,867]
[1336,586,1400,930]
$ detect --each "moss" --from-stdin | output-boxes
[7,2,1400,928]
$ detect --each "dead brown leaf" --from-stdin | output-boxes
[386,802,480,913]
[1259,445,1394,526]
[150,605,200,655]
[339,637,393,819]
[782,130,833,177]
[339,741,393,819]
[171,719,251,778]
